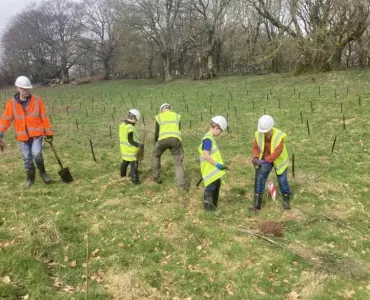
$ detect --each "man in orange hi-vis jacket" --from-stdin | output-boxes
[0,76,54,189]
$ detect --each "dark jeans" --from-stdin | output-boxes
[152,137,185,188]
[121,160,139,183]
[19,136,44,170]
[256,163,290,194]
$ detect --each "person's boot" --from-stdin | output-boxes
[130,162,141,185]
[36,161,52,184]
[254,193,263,210]
[204,191,214,211]
[24,168,36,189]
[283,194,291,210]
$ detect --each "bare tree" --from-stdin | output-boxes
[189,0,232,77]
[128,0,185,81]
[84,0,123,79]
[39,0,86,83]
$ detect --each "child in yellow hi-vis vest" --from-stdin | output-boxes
[198,116,229,211]
[119,109,144,185]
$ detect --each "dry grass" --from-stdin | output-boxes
[292,271,329,299]
[104,269,167,300]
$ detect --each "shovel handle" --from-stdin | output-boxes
[45,140,64,169]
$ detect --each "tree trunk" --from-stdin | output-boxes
[103,60,110,80]
[60,67,70,84]
[207,55,215,76]
[163,52,173,82]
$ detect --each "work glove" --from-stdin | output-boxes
[216,163,228,170]
[256,159,267,166]
[45,135,53,143]
[251,157,259,165]
[0,131,3,138]
[138,143,144,149]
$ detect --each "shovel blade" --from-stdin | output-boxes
[58,167,73,183]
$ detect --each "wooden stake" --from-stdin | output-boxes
[300,111,303,123]
[110,125,112,139]
[89,140,97,162]
[310,101,313,112]
[343,114,346,129]
[76,118,79,130]
[292,153,295,177]
[358,96,361,106]
[306,119,310,135]
[331,136,337,154]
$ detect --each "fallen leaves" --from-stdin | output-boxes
[1,276,11,283]
[91,270,103,283]
[226,284,234,295]
[0,240,15,249]
[288,291,299,300]
[91,248,100,257]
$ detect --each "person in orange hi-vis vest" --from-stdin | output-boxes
[0,76,54,189]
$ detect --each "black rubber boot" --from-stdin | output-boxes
[283,194,291,210]
[24,168,36,189]
[204,191,214,211]
[213,188,220,209]
[120,161,129,177]
[130,161,140,185]
[254,193,263,210]
[36,161,52,184]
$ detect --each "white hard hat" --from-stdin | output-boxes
[211,116,228,131]
[160,103,171,111]
[128,109,141,120]
[258,115,274,133]
[15,76,33,89]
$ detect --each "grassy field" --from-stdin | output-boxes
[1,70,370,299]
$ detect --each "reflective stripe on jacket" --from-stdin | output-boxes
[255,127,289,175]
[198,133,226,187]
[0,96,53,141]
[155,111,181,141]
[119,123,138,161]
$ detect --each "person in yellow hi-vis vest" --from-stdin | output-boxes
[119,109,144,185]
[152,103,186,189]
[198,116,229,211]
[251,115,291,211]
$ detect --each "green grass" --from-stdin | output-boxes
[1,70,370,299]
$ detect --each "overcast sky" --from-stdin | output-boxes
[0,0,43,38]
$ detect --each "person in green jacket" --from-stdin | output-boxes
[119,109,144,185]
[198,116,229,211]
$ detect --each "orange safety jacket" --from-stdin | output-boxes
[0,95,53,141]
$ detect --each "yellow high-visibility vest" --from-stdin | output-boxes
[155,111,181,141]
[255,127,289,175]
[119,123,138,161]
[198,133,226,186]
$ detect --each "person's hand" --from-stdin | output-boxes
[45,135,53,143]
[251,157,258,165]
[138,143,144,149]
[256,159,266,166]
[216,163,228,170]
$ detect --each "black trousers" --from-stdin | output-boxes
[121,160,139,183]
